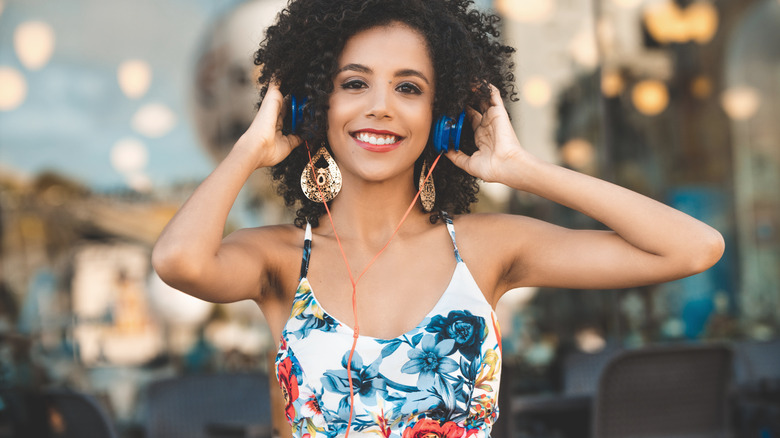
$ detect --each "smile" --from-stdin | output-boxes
[351,130,403,152]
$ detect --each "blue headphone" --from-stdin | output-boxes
[291,95,465,153]
[432,111,466,154]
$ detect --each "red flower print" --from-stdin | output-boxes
[277,357,300,421]
[402,418,466,438]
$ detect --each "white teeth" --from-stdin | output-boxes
[356,132,398,145]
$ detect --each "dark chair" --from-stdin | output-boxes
[144,372,273,438]
[592,344,732,438]
[731,339,780,437]
[733,338,780,390]
[43,387,119,438]
[496,345,622,438]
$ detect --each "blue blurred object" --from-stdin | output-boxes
[667,186,733,338]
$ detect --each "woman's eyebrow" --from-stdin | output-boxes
[337,64,430,85]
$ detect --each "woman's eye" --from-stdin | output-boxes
[397,82,422,94]
[341,79,367,90]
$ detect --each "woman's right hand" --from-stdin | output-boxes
[235,81,303,169]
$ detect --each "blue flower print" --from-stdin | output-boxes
[426,310,486,360]
[401,335,458,389]
[321,351,387,417]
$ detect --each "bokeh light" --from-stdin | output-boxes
[14,21,56,70]
[631,80,669,116]
[111,137,149,174]
[496,0,555,23]
[561,138,595,170]
[0,67,27,110]
[522,76,552,107]
[644,0,718,44]
[612,0,642,8]
[686,1,719,44]
[131,103,177,137]
[691,75,712,99]
[126,172,153,193]
[118,59,152,99]
[601,70,625,98]
[569,29,599,69]
[721,86,761,120]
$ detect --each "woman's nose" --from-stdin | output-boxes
[366,87,392,119]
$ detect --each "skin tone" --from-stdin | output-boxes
[152,21,724,346]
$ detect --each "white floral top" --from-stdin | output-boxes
[275,214,502,437]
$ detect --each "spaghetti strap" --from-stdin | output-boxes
[299,222,312,279]
[440,211,463,263]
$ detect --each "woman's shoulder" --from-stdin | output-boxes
[446,212,541,260]
[448,211,537,235]
[225,223,306,259]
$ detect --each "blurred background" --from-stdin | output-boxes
[0,0,778,437]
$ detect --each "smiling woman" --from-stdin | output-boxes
[151,0,724,437]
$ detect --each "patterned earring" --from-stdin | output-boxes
[301,146,342,203]
[419,160,435,212]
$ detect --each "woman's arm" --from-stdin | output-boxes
[447,86,724,300]
[151,82,301,303]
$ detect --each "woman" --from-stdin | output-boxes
[152,0,724,436]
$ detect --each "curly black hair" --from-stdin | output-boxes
[254,0,516,228]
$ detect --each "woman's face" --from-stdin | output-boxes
[327,22,435,183]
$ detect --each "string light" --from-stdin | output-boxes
[0,67,27,110]
[631,80,669,116]
[118,60,152,99]
[601,70,625,98]
[561,138,595,171]
[111,137,149,174]
[14,21,55,70]
[644,0,718,44]
[132,103,177,137]
[522,76,552,107]
[721,86,760,120]
[496,0,555,23]
[690,76,712,99]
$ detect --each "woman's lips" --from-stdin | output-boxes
[351,130,403,152]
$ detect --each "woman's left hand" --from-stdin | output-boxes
[445,84,527,184]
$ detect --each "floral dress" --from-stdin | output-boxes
[275,214,502,437]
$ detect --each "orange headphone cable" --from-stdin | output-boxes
[305,143,442,436]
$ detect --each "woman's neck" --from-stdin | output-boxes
[321,173,429,246]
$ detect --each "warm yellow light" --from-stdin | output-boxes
[14,21,55,70]
[721,86,760,120]
[686,1,718,44]
[496,0,555,23]
[631,80,669,116]
[0,67,27,111]
[522,76,552,107]
[644,1,687,43]
[644,0,718,44]
[569,30,599,69]
[601,70,624,98]
[132,103,177,137]
[690,76,712,99]
[561,138,595,170]
[0,1,5,17]
[118,60,152,99]
[612,0,642,8]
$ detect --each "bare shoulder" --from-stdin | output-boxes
[449,212,541,244]
[224,223,305,298]
[446,213,541,302]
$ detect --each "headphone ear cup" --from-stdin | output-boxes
[291,95,308,134]
[432,111,466,153]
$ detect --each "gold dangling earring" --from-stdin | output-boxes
[419,160,435,212]
[301,146,342,202]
